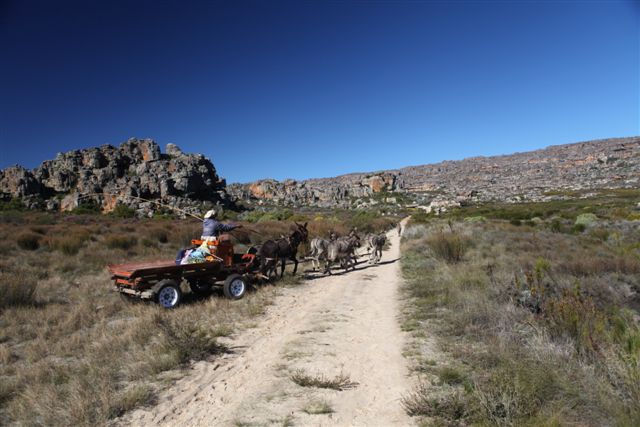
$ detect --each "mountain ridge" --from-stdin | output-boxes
[227,136,640,208]
[1,136,638,215]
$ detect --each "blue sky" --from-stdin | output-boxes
[1,0,638,183]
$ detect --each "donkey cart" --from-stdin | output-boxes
[107,237,260,309]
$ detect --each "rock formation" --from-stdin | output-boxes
[0,138,232,216]
[228,136,640,208]
[3,136,639,215]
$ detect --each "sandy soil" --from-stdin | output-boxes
[122,219,413,426]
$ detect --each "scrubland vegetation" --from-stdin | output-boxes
[0,207,397,425]
[401,194,640,426]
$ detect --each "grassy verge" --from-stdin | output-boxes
[400,202,640,426]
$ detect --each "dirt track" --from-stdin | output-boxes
[123,219,412,426]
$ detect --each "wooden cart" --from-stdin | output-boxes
[107,237,260,308]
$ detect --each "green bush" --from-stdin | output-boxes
[464,216,486,223]
[348,210,384,233]
[572,223,586,234]
[549,218,564,233]
[411,212,430,224]
[0,198,25,212]
[73,201,100,215]
[110,204,136,218]
[575,213,598,226]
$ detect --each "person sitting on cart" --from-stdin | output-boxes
[201,209,242,241]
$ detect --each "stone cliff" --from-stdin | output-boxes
[0,138,232,216]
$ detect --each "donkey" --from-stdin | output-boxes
[324,234,361,275]
[367,233,386,264]
[308,237,329,271]
[258,222,309,278]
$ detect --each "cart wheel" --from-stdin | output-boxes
[189,279,213,295]
[223,274,247,300]
[156,280,182,309]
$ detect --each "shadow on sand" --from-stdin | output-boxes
[302,257,399,281]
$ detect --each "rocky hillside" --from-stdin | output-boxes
[228,136,640,209]
[3,136,638,216]
[0,138,232,216]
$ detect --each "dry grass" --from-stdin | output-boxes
[425,228,470,263]
[400,208,640,426]
[290,369,358,390]
[0,209,393,424]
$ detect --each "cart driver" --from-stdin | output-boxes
[201,209,242,241]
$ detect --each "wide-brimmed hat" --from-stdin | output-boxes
[204,209,216,219]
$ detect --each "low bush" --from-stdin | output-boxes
[0,198,24,212]
[47,229,90,255]
[154,314,227,363]
[575,213,598,226]
[0,271,37,309]
[426,229,470,263]
[148,227,169,243]
[401,384,467,420]
[16,233,41,250]
[110,204,136,218]
[105,234,137,250]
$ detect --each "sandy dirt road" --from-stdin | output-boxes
[123,220,412,426]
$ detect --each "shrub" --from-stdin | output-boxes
[154,314,227,363]
[402,384,467,420]
[73,201,100,215]
[575,213,598,226]
[438,366,468,386]
[543,286,611,356]
[426,230,470,263]
[411,212,430,224]
[464,216,486,223]
[0,271,37,309]
[105,234,137,250]
[148,227,169,243]
[47,230,89,255]
[473,361,569,425]
[572,223,586,234]
[17,233,41,250]
[348,210,378,233]
[0,198,24,211]
[549,218,564,233]
[110,204,136,218]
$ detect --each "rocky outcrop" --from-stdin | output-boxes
[4,136,639,214]
[0,138,232,216]
[228,136,640,208]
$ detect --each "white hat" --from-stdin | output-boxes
[204,209,216,219]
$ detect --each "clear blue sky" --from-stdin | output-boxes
[1,0,638,183]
